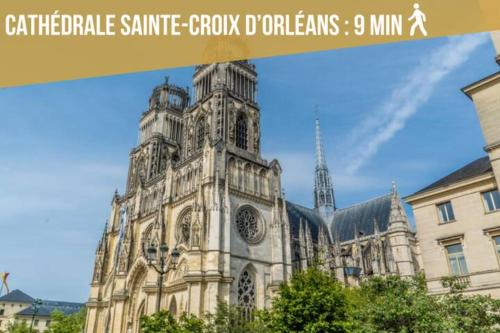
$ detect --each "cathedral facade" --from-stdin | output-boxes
[85,61,420,333]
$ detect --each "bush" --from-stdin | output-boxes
[47,308,86,333]
[138,271,500,333]
[269,267,350,333]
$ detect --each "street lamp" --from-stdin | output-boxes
[146,242,180,313]
[30,298,42,333]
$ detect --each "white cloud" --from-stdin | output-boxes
[343,34,489,174]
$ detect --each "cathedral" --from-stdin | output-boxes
[85,61,420,333]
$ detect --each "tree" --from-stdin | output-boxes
[140,301,269,333]
[141,311,207,333]
[5,320,33,333]
[440,276,500,333]
[351,274,500,333]
[204,300,270,333]
[269,267,350,333]
[47,308,86,333]
[140,311,180,333]
[350,274,446,333]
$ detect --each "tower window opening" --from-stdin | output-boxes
[236,114,248,150]
[196,117,205,150]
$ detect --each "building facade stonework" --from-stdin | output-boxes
[85,61,419,333]
[492,31,500,64]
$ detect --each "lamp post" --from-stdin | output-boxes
[29,298,42,333]
[146,242,180,313]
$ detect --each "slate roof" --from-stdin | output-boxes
[16,300,84,317]
[331,194,392,242]
[411,156,492,196]
[0,289,84,318]
[287,194,393,243]
[0,289,33,303]
[286,201,328,241]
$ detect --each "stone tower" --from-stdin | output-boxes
[387,182,415,277]
[85,61,292,333]
[313,113,335,224]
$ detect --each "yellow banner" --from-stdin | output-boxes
[0,0,499,88]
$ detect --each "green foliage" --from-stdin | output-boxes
[350,274,446,333]
[204,301,272,333]
[351,274,500,333]
[141,310,212,333]
[269,267,350,333]
[140,302,269,333]
[138,270,500,333]
[204,301,247,333]
[440,276,500,333]
[140,311,180,333]
[5,321,33,333]
[47,308,86,333]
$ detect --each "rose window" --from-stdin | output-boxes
[236,207,263,243]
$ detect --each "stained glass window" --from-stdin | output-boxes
[236,208,261,243]
[238,270,255,320]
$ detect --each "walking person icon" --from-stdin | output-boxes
[408,3,428,36]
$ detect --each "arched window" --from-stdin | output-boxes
[169,296,177,317]
[235,114,247,150]
[228,158,237,186]
[238,270,255,320]
[326,191,332,205]
[196,117,205,150]
[244,164,252,192]
[259,169,268,197]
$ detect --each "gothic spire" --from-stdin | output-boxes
[314,108,336,223]
[389,181,409,229]
[96,220,108,253]
[315,110,327,169]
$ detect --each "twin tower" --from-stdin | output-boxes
[86,61,293,333]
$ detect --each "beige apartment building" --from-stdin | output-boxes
[0,289,83,332]
[406,32,500,296]
[494,31,500,64]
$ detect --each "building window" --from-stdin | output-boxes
[235,114,247,150]
[46,320,51,327]
[238,270,255,320]
[437,201,455,223]
[34,319,39,327]
[493,236,500,259]
[196,117,205,150]
[446,243,468,276]
[483,190,500,213]
[0,309,4,315]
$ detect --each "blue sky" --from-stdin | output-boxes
[0,33,498,302]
